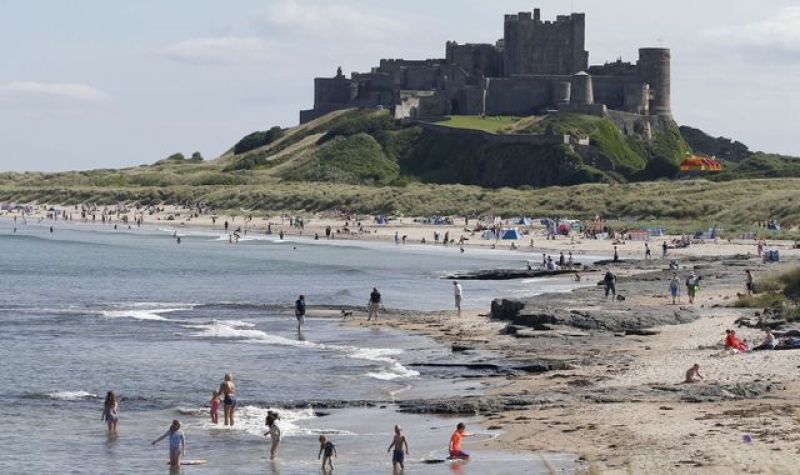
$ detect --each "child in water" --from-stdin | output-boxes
[152,420,186,467]
[263,411,281,460]
[101,390,119,432]
[318,435,337,471]
[210,390,221,424]
[449,422,475,460]
[386,424,409,470]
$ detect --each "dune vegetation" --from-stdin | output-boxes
[1,109,799,237]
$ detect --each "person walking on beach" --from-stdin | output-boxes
[101,390,119,432]
[295,295,306,328]
[367,287,382,321]
[603,270,616,300]
[453,281,463,317]
[449,422,475,460]
[686,272,699,304]
[318,435,337,471]
[152,420,186,467]
[264,411,281,460]
[662,240,668,259]
[669,274,680,305]
[745,270,755,297]
[219,373,236,426]
[645,243,651,260]
[387,424,409,471]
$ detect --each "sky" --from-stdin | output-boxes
[1,0,799,172]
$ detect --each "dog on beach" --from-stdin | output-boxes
[616,294,626,302]
[341,310,354,319]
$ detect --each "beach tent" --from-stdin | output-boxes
[513,217,532,226]
[376,215,387,224]
[680,156,721,172]
[482,229,497,240]
[501,228,523,240]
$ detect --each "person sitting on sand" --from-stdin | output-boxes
[724,329,748,353]
[751,328,778,351]
[685,364,704,383]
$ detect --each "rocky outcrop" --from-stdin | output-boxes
[491,297,698,332]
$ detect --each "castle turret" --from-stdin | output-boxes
[570,71,594,106]
[552,81,571,106]
[638,48,671,117]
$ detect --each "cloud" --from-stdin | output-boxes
[0,81,110,101]
[264,1,408,41]
[701,7,800,57]
[162,37,275,64]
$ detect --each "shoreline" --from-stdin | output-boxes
[5,207,800,473]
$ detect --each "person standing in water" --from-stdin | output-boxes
[367,287,382,321]
[219,373,236,426]
[152,420,186,467]
[295,295,306,328]
[101,390,120,432]
[386,424,409,470]
[453,281,463,317]
[210,390,220,424]
[318,435,337,471]
[264,411,281,460]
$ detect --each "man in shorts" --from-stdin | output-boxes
[367,287,382,321]
[295,295,306,328]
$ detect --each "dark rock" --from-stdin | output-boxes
[624,329,661,336]
[448,269,575,281]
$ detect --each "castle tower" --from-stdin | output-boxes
[638,48,671,117]
[570,72,593,106]
[503,10,588,76]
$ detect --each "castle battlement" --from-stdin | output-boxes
[300,8,671,124]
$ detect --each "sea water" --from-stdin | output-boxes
[0,219,580,474]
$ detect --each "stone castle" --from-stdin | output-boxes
[300,8,671,124]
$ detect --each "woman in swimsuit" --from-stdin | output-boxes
[219,373,236,426]
[101,390,119,432]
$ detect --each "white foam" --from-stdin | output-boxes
[366,361,421,381]
[101,308,188,321]
[46,390,97,401]
[186,321,419,381]
[199,405,332,438]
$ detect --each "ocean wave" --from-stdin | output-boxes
[186,320,418,381]
[31,390,99,401]
[366,361,421,381]
[102,310,169,321]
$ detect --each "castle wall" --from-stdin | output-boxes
[485,76,556,115]
[417,121,570,146]
[446,42,504,78]
[313,77,353,107]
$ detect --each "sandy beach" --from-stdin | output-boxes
[4,204,800,474]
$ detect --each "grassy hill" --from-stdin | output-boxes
[1,109,799,232]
